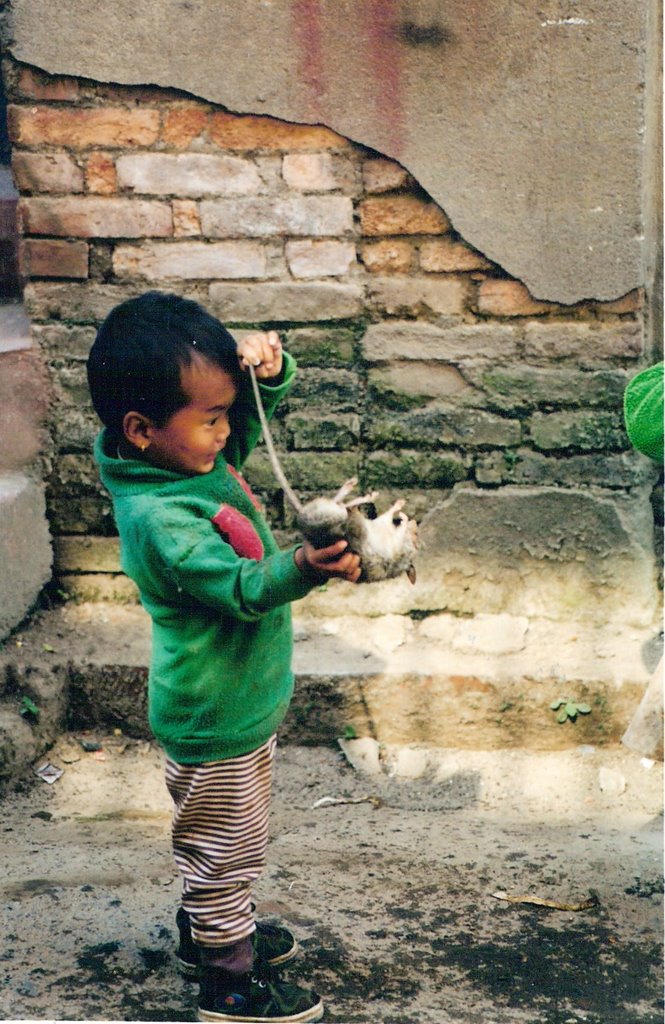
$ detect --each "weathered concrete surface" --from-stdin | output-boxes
[0,734,661,1022]
[1,601,661,792]
[413,485,661,627]
[5,0,654,304]
[0,473,52,639]
[296,484,662,629]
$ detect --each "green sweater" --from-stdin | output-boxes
[95,353,315,763]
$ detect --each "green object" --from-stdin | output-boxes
[623,362,664,461]
[550,698,592,723]
[95,353,321,765]
[19,696,40,719]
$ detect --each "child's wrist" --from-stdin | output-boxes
[259,360,285,386]
[294,545,324,581]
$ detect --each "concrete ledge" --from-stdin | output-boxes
[0,473,52,640]
[0,302,32,354]
[0,601,659,789]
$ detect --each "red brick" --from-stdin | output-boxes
[19,197,173,238]
[85,152,117,195]
[362,158,409,194]
[8,106,160,149]
[477,279,564,317]
[420,238,493,273]
[360,239,415,273]
[20,239,89,279]
[94,83,184,104]
[162,105,209,148]
[359,195,450,236]
[172,199,201,237]
[595,289,644,314]
[17,66,80,101]
[208,111,349,151]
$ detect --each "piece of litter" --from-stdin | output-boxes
[34,762,64,785]
[640,758,655,770]
[311,794,382,810]
[79,739,103,752]
[491,890,599,912]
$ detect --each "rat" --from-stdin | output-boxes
[248,364,418,584]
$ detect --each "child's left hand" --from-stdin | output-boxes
[237,331,283,380]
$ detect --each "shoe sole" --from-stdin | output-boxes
[178,940,300,981]
[197,997,324,1023]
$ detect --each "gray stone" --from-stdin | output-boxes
[116,152,262,196]
[475,366,628,412]
[31,323,96,361]
[523,320,644,365]
[365,449,469,489]
[208,282,363,322]
[474,449,657,490]
[285,327,356,367]
[287,368,359,412]
[200,196,353,238]
[368,363,476,408]
[285,240,357,279]
[529,409,628,451]
[287,412,360,451]
[365,406,521,450]
[113,240,267,280]
[361,320,520,364]
[0,302,32,354]
[24,282,142,324]
[244,450,359,495]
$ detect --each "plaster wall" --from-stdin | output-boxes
[5,0,657,306]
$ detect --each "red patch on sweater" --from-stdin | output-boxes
[211,505,264,561]
[227,465,263,511]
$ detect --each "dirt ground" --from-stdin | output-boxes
[0,733,662,1024]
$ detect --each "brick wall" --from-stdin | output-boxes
[4,61,655,602]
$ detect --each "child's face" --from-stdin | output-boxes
[142,355,237,475]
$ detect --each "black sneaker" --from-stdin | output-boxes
[177,907,299,980]
[198,963,324,1023]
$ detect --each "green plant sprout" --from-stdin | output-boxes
[550,698,592,724]
[19,696,40,720]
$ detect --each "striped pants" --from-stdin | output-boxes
[165,735,276,949]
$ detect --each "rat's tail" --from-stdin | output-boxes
[248,363,304,515]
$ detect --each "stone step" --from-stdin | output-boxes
[0,601,660,788]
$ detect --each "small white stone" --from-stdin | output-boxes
[337,737,382,776]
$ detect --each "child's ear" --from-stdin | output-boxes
[122,411,154,452]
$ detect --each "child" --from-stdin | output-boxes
[86,291,360,1022]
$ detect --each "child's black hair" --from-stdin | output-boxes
[87,291,241,438]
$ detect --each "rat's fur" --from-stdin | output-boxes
[248,366,417,583]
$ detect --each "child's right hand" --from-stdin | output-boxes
[295,539,361,583]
